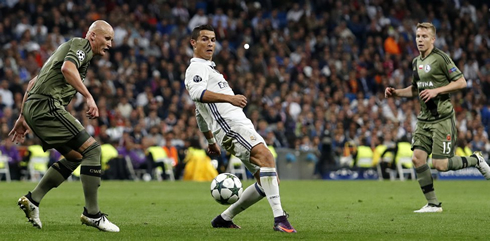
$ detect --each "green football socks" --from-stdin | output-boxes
[31,159,78,203]
[447,156,478,170]
[415,164,439,205]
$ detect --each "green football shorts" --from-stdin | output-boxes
[411,115,456,159]
[23,96,84,151]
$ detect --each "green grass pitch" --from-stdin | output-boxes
[1,180,489,240]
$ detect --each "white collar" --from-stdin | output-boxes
[190,57,215,67]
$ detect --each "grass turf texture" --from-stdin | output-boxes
[1,180,489,240]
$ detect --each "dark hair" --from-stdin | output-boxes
[191,24,215,40]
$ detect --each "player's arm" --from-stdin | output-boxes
[201,91,247,108]
[386,58,418,98]
[8,75,37,143]
[185,65,247,108]
[61,61,98,118]
[61,61,92,100]
[436,58,467,94]
[204,129,221,155]
[196,108,221,155]
[419,76,466,102]
[385,85,417,98]
[433,76,466,95]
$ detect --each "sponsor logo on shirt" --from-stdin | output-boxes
[417,81,434,88]
[193,75,202,82]
[446,134,451,141]
[217,81,229,89]
[449,67,457,73]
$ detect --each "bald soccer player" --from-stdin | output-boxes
[10,20,119,232]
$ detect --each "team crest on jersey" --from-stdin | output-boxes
[193,75,202,82]
[424,64,431,73]
[250,135,256,141]
[76,50,85,61]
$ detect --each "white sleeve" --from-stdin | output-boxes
[195,108,210,132]
[185,64,209,102]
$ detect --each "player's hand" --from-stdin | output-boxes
[86,97,99,119]
[207,143,221,155]
[385,87,396,98]
[229,95,247,108]
[8,115,30,144]
[419,89,438,102]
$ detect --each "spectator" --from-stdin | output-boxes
[0,138,21,180]
[188,8,208,31]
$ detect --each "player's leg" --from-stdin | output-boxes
[249,144,285,216]
[18,99,82,228]
[249,143,296,232]
[29,146,82,204]
[412,148,442,212]
[212,134,265,228]
[65,132,101,214]
[431,117,490,179]
[212,181,265,228]
[412,121,442,213]
[65,131,119,232]
[19,147,82,229]
[25,100,117,231]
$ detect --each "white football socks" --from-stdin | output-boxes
[259,167,284,217]
[222,183,265,221]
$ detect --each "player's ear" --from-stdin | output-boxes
[190,39,196,48]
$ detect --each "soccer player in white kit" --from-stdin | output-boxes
[185,25,296,233]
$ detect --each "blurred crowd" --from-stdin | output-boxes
[0,0,489,177]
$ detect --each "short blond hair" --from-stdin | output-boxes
[416,22,436,36]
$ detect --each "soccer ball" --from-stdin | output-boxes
[210,173,243,205]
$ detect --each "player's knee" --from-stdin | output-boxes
[256,151,275,167]
[64,150,83,160]
[251,144,275,167]
[411,156,425,167]
[60,157,82,171]
[51,160,74,181]
[432,159,447,171]
[261,153,275,167]
[81,142,101,166]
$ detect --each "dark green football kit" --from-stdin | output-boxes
[23,38,93,152]
[410,47,484,208]
[23,38,103,215]
[411,48,463,159]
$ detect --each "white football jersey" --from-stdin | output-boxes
[185,57,254,139]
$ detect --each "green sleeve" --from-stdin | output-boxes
[441,56,463,82]
[64,38,90,68]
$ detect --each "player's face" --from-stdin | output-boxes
[93,27,114,56]
[415,28,435,53]
[193,30,216,60]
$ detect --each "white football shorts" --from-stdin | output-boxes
[216,125,266,174]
